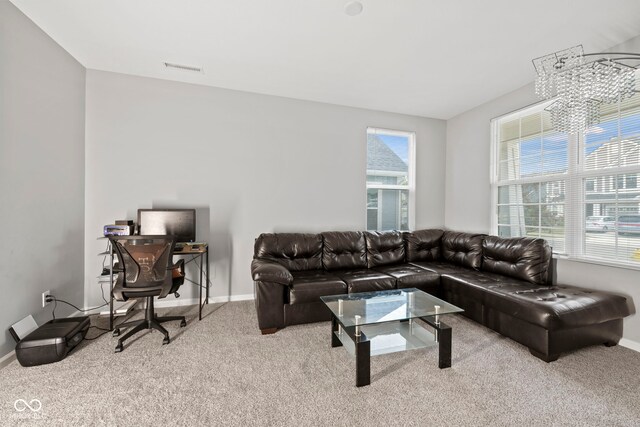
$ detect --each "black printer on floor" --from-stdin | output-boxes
[14,317,90,367]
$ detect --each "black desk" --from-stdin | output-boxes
[173,243,210,320]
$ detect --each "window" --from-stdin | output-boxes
[491,77,640,269]
[366,128,415,231]
[493,110,568,252]
[586,179,595,191]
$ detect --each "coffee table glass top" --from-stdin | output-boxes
[321,288,463,327]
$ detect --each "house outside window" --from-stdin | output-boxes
[491,75,640,269]
[366,128,415,231]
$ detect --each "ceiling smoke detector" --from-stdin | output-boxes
[163,62,203,73]
[344,1,363,16]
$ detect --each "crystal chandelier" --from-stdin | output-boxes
[533,45,640,134]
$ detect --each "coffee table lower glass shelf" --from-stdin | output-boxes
[321,288,464,387]
[333,319,438,357]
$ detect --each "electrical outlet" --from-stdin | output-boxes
[42,290,51,308]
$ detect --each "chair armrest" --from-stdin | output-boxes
[251,259,293,286]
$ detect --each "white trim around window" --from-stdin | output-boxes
[366,127,416,231]
[490,89,640,270]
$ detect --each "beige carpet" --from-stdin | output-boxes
[1,301,640,426]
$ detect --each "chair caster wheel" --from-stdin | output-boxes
[163,336,170,345]
[180,320,187,328]
[112,329,120,337]
[115,342,123,353]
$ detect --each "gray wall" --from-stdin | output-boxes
[84,70,446,306]
[0,2,86,357]
[445,35,640,344]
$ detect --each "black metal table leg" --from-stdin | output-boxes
[205,247,210,304]
[421,317,453,369]
[198,252,203,321]
[355,334,371,387]
[331,315,343,348]
[109,243,114,331]
[437,323,452,369]
[330,320,371,387]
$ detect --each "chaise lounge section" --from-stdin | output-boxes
[251,229,631,362]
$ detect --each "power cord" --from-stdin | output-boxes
[99,281,109,305]
[83,330,110,341]
[47,295,137,341]
[48,296,108,316]
[84,312,136,341]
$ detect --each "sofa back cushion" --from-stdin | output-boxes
[254,233,323,271]
[405,229,444,262]
[482,236,551,285]
[322,231,367,270]
[441,231,484,270]
[364,231,405,268]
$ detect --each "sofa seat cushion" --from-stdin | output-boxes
[374,264,440,294]
[410,260,471,275]
[482,284,630,330]
[289,271,347,305]
[440,270,536,302]
[334,270,396,293]
[441,272,630,330]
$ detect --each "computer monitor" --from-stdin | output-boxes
[137,209,196,243]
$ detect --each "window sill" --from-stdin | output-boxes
[557,255,640,272]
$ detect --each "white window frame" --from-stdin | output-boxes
[366,127,416,231]
[490,99,640,270]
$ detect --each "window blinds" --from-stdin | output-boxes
[495,109,568,253]
[493,71,640,268]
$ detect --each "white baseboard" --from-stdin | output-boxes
[154,293,254,308]
[620,338,640,353]
[211,293,255,303]
[0,351,16,369]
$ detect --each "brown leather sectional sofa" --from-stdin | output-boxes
[251,229,631,362]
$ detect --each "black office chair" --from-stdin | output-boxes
[109,235,187,352]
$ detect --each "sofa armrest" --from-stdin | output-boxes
[251,259,293,286]
[252,259,291,332]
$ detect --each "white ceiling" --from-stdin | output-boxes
[10,0,640,119]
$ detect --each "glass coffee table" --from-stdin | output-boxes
[321,288,464,387]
